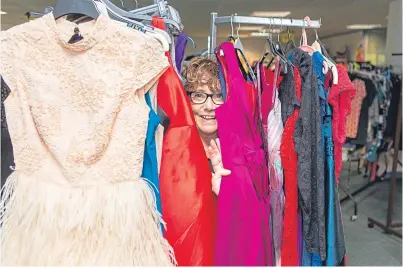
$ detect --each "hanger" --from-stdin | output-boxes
[284,26,296,55]
[234,17,245,54]
[311,26,338,84]
[102,0,182,34]
[187,36,196,48]
[299,16,315,54]
[53,0,100,20]
[228,15,257,84]
[98,0,170,51]
[260,19,276,65]
[265,18,289,73]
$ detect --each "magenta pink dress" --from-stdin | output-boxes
[214,41,272,266]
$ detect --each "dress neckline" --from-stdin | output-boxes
[43,12,110,52]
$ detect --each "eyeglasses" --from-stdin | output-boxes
[187,91,224,105]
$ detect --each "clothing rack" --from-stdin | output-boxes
[208,13,321,56]
[367,90,402,238]
[340,67,399,223]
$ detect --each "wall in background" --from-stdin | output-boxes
[385,0,402,72]
[365,29,387,65]
[321,31,364,61]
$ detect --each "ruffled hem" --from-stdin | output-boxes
[0,172,176,266]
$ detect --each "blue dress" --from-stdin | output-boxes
[142,93,163,232]
[312,52,346,266]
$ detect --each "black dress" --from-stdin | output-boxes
[1,76,14,188]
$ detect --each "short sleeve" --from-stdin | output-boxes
[131,34,169,96]
[0,31,18,93]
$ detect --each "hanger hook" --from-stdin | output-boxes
[237,22,241,39]
[133,0,138,9]
[280,18,283,33]
[267,17,272,39]
[119,0,125,8]
[230,14,234,37]
[278,18,283,42]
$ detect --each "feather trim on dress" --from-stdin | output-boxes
[0,172,176,266]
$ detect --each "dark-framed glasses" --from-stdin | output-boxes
[187,91,224,105]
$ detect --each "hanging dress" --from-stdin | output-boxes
[1,77,14,188]
[174,33,188,73]
[327,65,357,182]
[326,66,353,266]
[280,66,301,266]
[0,13,174,266]
[152,17,217,267]
[214,41,272,266]
[266,58,285,266]
[291,48,327,262]
[142,92,163,228]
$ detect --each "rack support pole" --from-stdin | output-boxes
[368,91,402,239]
[209,12,217,57]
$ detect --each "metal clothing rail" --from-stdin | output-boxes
[208,12,321,55]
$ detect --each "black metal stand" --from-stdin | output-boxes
[339,149,379,221]
[367,92,402,238]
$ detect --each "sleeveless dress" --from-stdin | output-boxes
[281,66,301,266]
[153,17,217,267]
[266,59,285,266]
[142,93,163,229]
[0,13,174,266]
[214,41,272,266]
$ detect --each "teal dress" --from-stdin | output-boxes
[142,93,163,232]
[312,52,346,266]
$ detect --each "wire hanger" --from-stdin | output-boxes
[234,16,245,54]
[227,14,235,42]
[284,25,296,55]
[265,18,289,73]
[187,36,196,48]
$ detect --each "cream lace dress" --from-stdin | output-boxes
[0,13,175,266]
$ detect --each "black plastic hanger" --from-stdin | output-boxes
[267,38,289,74]
[53,0,100,20]
[284,27,296,56]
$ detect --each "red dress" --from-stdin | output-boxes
[280,67,301,266]
[327,65,357,182]
[153,17,217,266]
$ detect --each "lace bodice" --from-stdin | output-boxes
[0,13,168,186]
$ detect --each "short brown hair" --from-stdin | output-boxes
[182,56,221,93]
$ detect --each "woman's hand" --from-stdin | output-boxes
[207,138,231,195]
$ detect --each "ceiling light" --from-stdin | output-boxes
[346,24,383,30]
[250,11,291,18]
[0,11,7,15]
[236,26,264,31]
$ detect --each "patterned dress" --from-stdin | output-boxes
[266,61,285,266]
[0,13,174,266]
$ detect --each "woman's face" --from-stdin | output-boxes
[189,84,223,137]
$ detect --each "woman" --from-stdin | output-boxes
[182,56,231,195]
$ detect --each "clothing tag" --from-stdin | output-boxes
[68,27,84,44]
[126,22,147,33]
[157,106,170,133]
